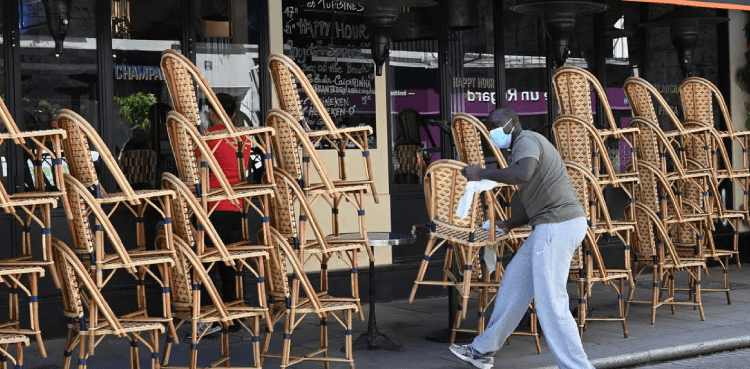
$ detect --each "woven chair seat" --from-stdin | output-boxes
[203,125,275,141]
[206,186,275,202]
[307,183,371,196]
[1,196,58,209]
[297,299,358,313]
[7,192,63,201]
[73,321,165,335]
[100,254,175,269]
[200,307,267,321]
[99,189,175,202]
[0,334,30,345]
[303,242,362,254]
[1,128,66,139]
[0,265,46,276]
[199,248,269,264]
[432,221,506,247]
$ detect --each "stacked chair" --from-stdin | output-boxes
[447,113,540,350]
[159,174,270,369]
[51,239,166,369]
[625,77,733,307]
[267,54,377,262]
[0,95,69,358]
[260,227,359,368]
[551,66,639,335]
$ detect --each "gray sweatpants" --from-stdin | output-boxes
[471,217,592,369]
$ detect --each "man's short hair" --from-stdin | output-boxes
[213,93,236,116]
[486,108,519,130]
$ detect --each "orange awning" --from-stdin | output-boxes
[622,0,750,11]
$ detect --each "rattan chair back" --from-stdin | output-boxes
[552,66,618,131]
[268,167,330,245]
[451,113,509,168]
[120,149,157,188]
[628,117,684,173]
[160,49,236,133]
[268,53,334,132]
[680,77,726,130]
[266,109,336,189]
[624,76,685,130]
[552,115,595,172]
[51,238,124,335]
[424,160,484,235]
[62,174,136,270]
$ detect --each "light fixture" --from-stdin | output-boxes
[352,0,437,76]
[111,0,131,39]
[42,0,72,56]
[202,0,232,38]
[511,0,609,68]
[639,7,728,78]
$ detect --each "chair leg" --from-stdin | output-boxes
[29,272,47,357]
[722,255,731,305]
[349,252,364,321]
[0,343,8,369]
[281,315,292,369]
[130,336,141,369]
[619,278,628,338]
[150,329,161,369]
[78,334,88,369]
[221,325,230,368]
[321,317,329,369]
[346,310,354,369]
[409,236,438,303]
[695,267,705,321]
[62,328,77,369]
[251,317,261,369]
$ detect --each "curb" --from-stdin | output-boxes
[535,336,750,369]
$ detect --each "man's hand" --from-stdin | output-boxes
[461,166,482,181]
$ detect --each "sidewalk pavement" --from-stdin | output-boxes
[22,263,750,368]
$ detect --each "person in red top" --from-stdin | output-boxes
[196,93,251,336]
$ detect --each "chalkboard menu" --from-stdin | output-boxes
[282,0,377,148]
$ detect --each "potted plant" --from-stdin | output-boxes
[114,92,157,134]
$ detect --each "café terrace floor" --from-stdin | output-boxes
[21,262,750,369]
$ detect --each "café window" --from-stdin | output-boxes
[111,0,182,190]
[0,5,6,188]
[18,0,98,191]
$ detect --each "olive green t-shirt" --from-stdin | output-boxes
[510,131,585,226]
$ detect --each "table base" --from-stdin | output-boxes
[352,325,405,351]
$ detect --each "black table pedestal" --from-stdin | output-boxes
[351,254,405,351]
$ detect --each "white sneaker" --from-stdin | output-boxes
[449,344,494,369]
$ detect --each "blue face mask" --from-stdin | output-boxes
[489,118,515,149]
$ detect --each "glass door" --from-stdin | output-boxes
[0,5,7,188]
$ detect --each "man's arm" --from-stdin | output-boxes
[462,157,538,184]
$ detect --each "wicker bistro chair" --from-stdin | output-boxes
[160,49,276,186]
[0,95,68,209]
[57,109,177,257]
[565,161,635,338]
[680,77,750,262]
[62,174,178,341]
[165,110,276,249]
[623,77,713,171]
[0,333,29,369]
[625,203,706,325]
[409,160,506,317]
[161,173,272,325]
[260,227,358,369]
[552,115,639,221]
[0,180,57,357]
[267,53,378,204]
[50,238,166,369]
[266,109,374,262]
[155,233,268,369]
[268,167,365,320]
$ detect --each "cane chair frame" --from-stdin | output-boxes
[165,111,276,247]
[565,161,635,338]
[260,227,358,369]
[160,49,276,184]
[62,174,178,342]
[267,109,374,261]
[158,234,268,369]
[268,167,364,319]
[409,160,507,321]
[51,238,166,369]
[161,173,272,327]
[0,95,68,205]
[57,109,178,257]
[625,203,706,325]
[0,333,29,368]
[268,53,378,203]
[451,113,515,218]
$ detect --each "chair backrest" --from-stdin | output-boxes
[51,238,124,335]
[160,49,237,135]
[552,66,618,131]
[268,53,337,133]
[680,77,736,134]
[451,113,508,169]
[397,108,424,144]
[623,76,685,131]
[161,172,231,259]
[628,203,684,266]
[155,232,193,308]
[170,233,230,318]
[266,109,335,189]
[120,149,157,188]
[165,110,236,200]
[628,117,685,175]
[423,160,484,231]
[62,174,135,268]
[552,115,596,171]
[269,167,329,251]
[0,94,25,144]
[394,143,424,179]
[265,227,325,318]
[58,109,139,201]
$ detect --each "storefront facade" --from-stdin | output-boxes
[0,0,748,338]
